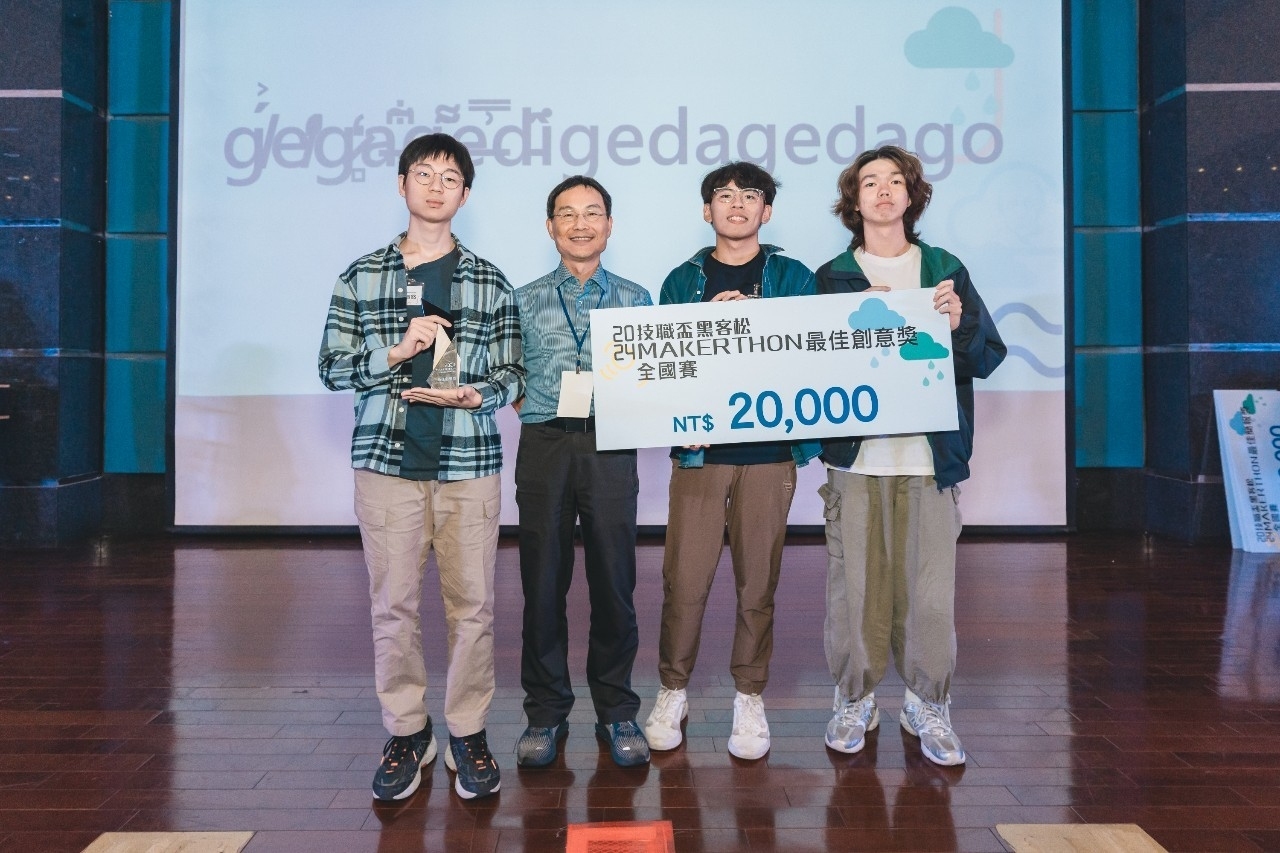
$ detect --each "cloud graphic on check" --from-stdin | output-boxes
[847,298,906,330]
[900,331,950,361]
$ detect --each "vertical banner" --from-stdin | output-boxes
[1214,390,1280,552]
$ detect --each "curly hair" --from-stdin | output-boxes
[832,146,933,250]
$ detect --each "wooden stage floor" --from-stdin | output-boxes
[0,533,1277,852]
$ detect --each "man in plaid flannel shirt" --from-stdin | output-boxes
[318,134,523,802]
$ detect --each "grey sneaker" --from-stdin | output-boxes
[825,688,879,754]
[515,721,568,768]
[727,692,770,760]
[900,688,966,766]
[644,687,688,751]
[595,719,651,767]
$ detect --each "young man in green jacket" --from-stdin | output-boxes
[644,162,819,760]
[815,145,1005,766]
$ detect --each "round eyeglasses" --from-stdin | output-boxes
[408,168,463,190]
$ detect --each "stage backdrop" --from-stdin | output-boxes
[174,0,1067,527]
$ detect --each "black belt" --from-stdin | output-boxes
[539,416,595,432]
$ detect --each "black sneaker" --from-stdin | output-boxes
[372,721,436,801]
[444,729,501,799]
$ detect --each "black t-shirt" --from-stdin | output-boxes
[693,251,792,467]
[400,250,458,481]
[702,251,765,301]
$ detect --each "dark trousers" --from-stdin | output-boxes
[515,422,641,726]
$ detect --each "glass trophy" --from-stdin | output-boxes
[428,326,460,389]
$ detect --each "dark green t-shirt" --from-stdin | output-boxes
[400,251,458,481]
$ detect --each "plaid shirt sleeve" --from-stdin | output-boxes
[317,242,408,473]
[318,250,399,393]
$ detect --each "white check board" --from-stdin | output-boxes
[589,290,958,451]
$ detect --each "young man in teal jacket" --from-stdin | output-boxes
[815,146,1005,766]
[644,162,819,760]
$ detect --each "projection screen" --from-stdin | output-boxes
[175,0,1067,527]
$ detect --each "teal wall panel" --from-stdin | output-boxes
[1073,112,1140,227]
[1072,0,1139,111]
[104,356,167,473]
[106,235,168,352]
[106,117,169,233]
[1075,350,1144,468]
[1073,230,1141,347]
[104,0,170,484]
[108,1,171,116]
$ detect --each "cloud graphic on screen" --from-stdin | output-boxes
[905,7,1015,69]
[847,298,906,330]
[900,331,950,361]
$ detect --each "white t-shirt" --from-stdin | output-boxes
[834,245,935,476]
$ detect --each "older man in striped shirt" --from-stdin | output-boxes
[512,175,654,770]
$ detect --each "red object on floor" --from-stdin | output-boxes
[565,820,676,853]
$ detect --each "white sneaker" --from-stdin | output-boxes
[727,692,770,760]
[644,687,688,750]
[825,688,879,753]
[900,688,966,766]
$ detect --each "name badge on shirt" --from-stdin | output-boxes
[406,284,423,307]
[556,370,594,418]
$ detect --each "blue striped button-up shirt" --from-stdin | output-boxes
[515,262,652,423]
[318,233,525,480]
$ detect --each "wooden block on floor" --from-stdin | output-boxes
[996,824,1167,853]
[81,833,255,853]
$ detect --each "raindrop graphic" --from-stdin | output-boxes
[984,95,998,115]
[951,107,966,125]
[923,377,931,386]
[937,370,945,380]
[927,360,935,370]
[965,71,980,91]
[870,356,879,368]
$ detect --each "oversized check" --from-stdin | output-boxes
[589,290,959,451]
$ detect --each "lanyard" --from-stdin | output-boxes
[556,270,607,372]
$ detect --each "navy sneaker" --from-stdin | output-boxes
[516,721,569,768]
[595,719,651,767]
[372,721,436,801]
[444,729,501,799]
